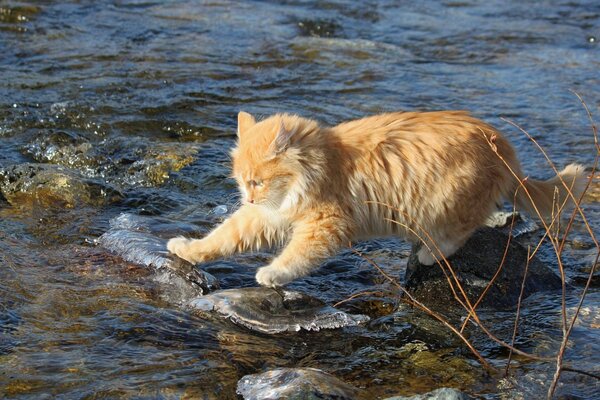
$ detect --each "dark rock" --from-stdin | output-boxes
[237,368,363,400]
[190,287,369,334]
[384,387,473,400]
[98,213,218,303]
[405,227,562,310]
[0,163,122,208]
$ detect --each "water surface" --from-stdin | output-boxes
[1,1,599,398]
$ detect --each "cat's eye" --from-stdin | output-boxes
[248,179,264,188]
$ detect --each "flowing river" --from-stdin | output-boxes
[1,1,599,398]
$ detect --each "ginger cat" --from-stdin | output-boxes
[168,111,585,287]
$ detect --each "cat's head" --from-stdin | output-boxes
[230,111,319,210]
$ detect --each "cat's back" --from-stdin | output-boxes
[331,110,498,147]
[325,110,518,238]
[330,110,517,175]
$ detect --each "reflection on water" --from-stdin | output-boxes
[0,0,599,398]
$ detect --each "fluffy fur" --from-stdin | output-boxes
[168,111,586,287]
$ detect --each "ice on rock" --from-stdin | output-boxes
[98,213,219,300]
[212,204,228,216]
[100,229,174,270]
[188,287,369,334]
[237,368,362,400]
[484,211,538,236]
[108,212,199,235]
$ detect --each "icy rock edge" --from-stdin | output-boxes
[188,287,370,334]
[98,213,219,301]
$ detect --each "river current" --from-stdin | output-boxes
[1,1,599,399]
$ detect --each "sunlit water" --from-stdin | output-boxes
[0,1,599,398]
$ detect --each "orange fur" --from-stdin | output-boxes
[168,111,586,286]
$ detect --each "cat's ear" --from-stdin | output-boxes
[237,111,256,137]
[269,121,296,156]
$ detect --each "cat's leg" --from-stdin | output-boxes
[255,212,351,287]
[416,231,470,266]
[167,205,284,264]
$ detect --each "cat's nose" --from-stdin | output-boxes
[248,198,255,204]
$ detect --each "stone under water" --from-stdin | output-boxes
[0,163,122,208]
[237,368,363,400]
[22,130,197,187]
[383,388,472,400]
[98,213,218,302]
[190,287,369,334]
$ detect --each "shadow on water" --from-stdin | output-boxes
[0,0,599,398]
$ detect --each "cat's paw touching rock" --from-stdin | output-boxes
[256,266,293,287]
[167,236,195,263]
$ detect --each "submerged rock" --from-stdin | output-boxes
[0,5,40,24]
[405,227,562,310]
[190,287,369,334]
[0,163,122,208]
[237,368,362,400]
[98,214,218,302]
[22,130,95,170]
[384,388,472,400]
[22,131,197,187]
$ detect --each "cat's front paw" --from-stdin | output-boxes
[167,236,206,264]
[256,265,294,287]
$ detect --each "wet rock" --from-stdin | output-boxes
[384,387,472,400]
[0,5,40,24]
[0,163,122,208]
[116,140,196,187]
[237,368,362,400]
[98,213,218,303]
[405,227,562,310]
[22,130,95,169]
[189,287,369,334]
[22,131,197,187]
[341,296,396,319]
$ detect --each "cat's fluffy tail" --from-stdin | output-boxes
[515,164,587,221]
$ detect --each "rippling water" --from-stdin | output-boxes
[1,1,599,398]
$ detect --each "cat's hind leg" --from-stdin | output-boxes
[416,231,471,266]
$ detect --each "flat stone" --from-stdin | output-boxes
[190,287,369,334]
[237,368,362,400]
[405,227,562,310]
